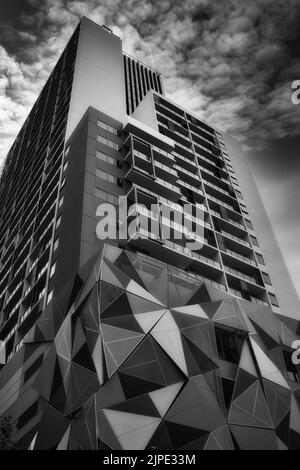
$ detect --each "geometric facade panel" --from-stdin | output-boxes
[7,245,300,449]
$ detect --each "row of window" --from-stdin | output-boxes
[97,135,119,150]
[95,188,118,204]
[96,150,122,169]
[97,120,118,135]
[96,168,117,184]
[216,327,297,381]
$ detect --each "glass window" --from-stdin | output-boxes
[215,327,243,364]
[262,272,272,285]
[250,235,259,247]
[245,219,253,230]
[53,238,59,251]
[96,150,116,166]
[50,263,56,278]
[55,216,61,229]
[17,401,39,429]
[256,252,265,265]
[47,290,53,305]
[97,135,119,150]
[97,120,118,135]
[96,169,117,184]
[23,355,43,383]
[269,293,279,307]
[95,188,118,204]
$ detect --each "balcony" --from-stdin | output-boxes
[210,208,245,231]
[172,150,197,170]
[225,268,265,296]
[155,177,182,202]
[152,145,176,165]
[206,193,241,216]
[125,214,223,283]
[154,160,178,183]
[125,148,156,190]
[219,229,250,248]
[156,112,190,140]
[160,200,211,230]
[177,179,203,195]
[174,165,201,187]
[124,118,174,152]
[221,247,257,267]
[154,101,185,124]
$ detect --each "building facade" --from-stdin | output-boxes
[0,17,299,450]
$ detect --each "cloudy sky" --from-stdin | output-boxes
[0,0,299,296]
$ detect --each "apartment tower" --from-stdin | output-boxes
[0,17,299,450]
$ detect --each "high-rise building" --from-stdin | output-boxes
[0,17,299,450]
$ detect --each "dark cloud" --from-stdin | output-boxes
[1,0,300,153]
[0,0,299,295]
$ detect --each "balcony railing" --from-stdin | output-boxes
[220,229,250,247]
[210,209,245,230]
[206,194,240,215]
[155,160,177,177]
[164,239,221,269]
[225,266,257,285]
[223,248,257,267]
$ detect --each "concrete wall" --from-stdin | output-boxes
[223,132,300,320]
[132,91,159,132]
[66,17,126,141]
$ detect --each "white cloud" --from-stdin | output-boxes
[0,0,300,157]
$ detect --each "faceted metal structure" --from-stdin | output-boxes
[23,244,300,450]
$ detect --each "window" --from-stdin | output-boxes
[262,272,272,285]
[283,350,299,383]
[97,135,119,150]
[269,293,279,308]
[47,290,53,305]
[215,327,243,364]
[63,160,68,172]
[97,120,118,135]
[96,168,117,184]
[245,219,253,230]
[65,145,70,156]
[39,288,46,301]
[49,263,56,278]
[17,401,39,429]
[96,150,117,166]
[95,188,118,204]
[53,238,59,252]
[24,355,43,383]
[58,195,64,208]
[250,235,259,247]
[256,253,265,265]
[167,120,176,132]
[55,216,61,229]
